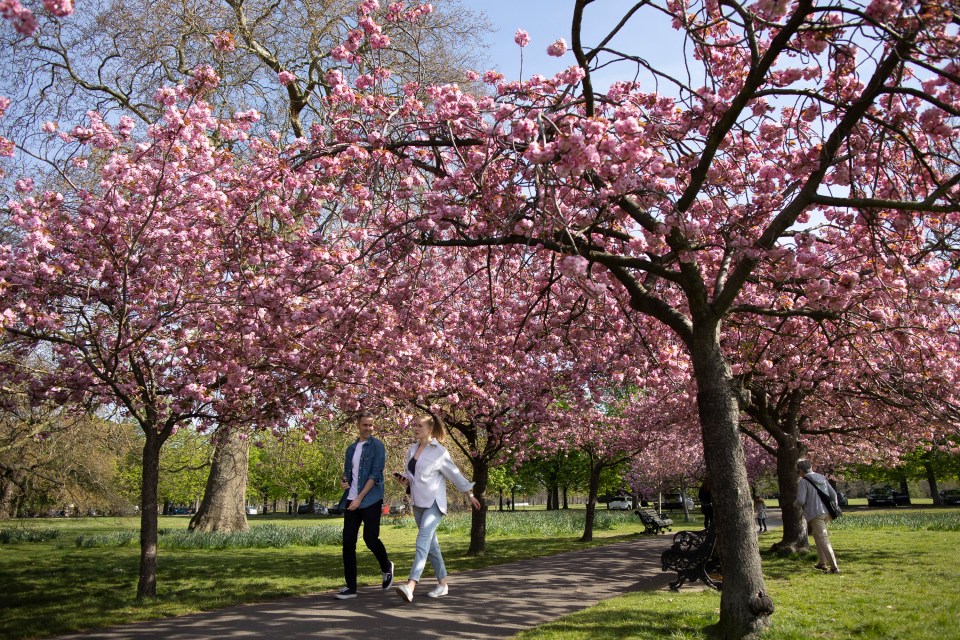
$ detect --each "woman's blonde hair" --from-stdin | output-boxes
[418,415,445,442]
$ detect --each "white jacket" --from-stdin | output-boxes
[402,439,474,514]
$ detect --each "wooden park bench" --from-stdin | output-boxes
[634,507,673,535]
[660,525,722,591]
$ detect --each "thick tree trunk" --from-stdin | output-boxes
[138,431,163,599]
[467,456,489,556]
[190,427,250,533]
[771,443,810,554]
[691,329,772,638]
[581,461,601,542]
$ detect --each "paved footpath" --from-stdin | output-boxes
[54,511,781,640]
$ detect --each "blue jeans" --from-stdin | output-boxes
[409,502,447,583]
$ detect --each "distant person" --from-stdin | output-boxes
[754,494,768,532]
[335,413,394,599]
[394,415,481,602]
[698,480,713,529]
[795,458,840,574]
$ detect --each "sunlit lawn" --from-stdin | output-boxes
[0,510,647,639]
[515,508,960,640]
[4,506,958,640]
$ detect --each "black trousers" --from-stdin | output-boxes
[342,500,390,590]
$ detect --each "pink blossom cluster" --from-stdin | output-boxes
[864,0,902,23]
[1,0,72,35]
[1,0,36,35]
[383,1,432,23]
[212,31,236,52]
[546,38,567,57]
[42,0,71,16]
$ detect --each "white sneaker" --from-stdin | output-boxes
[394,583,414,603]
[426,584,448,598]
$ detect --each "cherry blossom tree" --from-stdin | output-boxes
[0,0,486,178]
[301,1,960,635]
[0,72,383,595]
[730,246,960,551]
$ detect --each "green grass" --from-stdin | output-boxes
[6,509,957,640]
[0,510,646,640]
[515,509,960,640]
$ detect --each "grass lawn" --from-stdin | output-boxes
[0,509,647,639]
[3,507,958,639]
[515,508,960,640]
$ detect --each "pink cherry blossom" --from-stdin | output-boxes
[514,29,530,48]
[213,31,236,52]
[546,38,567,57]
[1,0,37,35]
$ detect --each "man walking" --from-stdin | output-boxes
[336,412,394,599]
[795,458,840,574]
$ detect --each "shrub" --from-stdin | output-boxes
[0,528,61,544]
[71,524,343,549]
[158,525,343,549]
[74,531,138,548]
[831,511,960,532]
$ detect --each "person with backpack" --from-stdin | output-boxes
[795,458,840,574]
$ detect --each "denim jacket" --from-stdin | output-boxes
[339,436,386,509]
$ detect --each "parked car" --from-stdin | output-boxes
[939,489,960,505]
[660,494,694,511]
[296,503,328,515]
[389,503,407,515]
[867,486,898,507]
[245,506,258,515]
[607,496,633,510]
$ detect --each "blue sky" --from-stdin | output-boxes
[459,0,689,91]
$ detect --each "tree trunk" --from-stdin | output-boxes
[925,461,940,506]
[0,468,25,519]
[771,442,810,554]
[691,328,772,638]
[138,431,163,599]
[562,485,569,509]
[467,456,489,556]
[897,473,910,500]
[190,427,250,533]
[580,460,601,542]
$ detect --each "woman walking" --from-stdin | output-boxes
[394,414,481,602]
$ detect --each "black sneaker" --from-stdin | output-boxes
[335,587,357,600]
[382,561,395,590]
